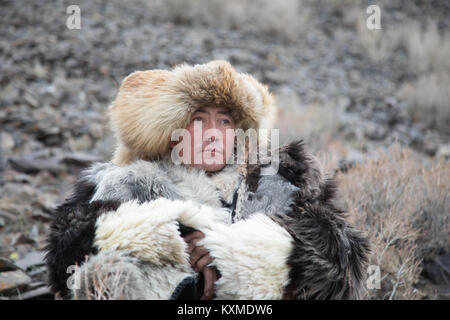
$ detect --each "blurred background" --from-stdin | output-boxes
[0,0,448,299]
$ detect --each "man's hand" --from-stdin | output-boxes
[182,231,218,300]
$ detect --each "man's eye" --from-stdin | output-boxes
[193,117,203,122]
[221,119,231,125]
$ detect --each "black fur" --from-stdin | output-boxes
[273,204,370,299]
[319,178,339,205]
[245,163,261,193]
[277,141,312,189]
[264,140,370,299]
[44,176,121,298]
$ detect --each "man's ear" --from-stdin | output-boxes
[169,140,180,150]
[170,135,184,150]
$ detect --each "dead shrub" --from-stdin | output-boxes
[152,0,309,41]
[336,145,449,299]
[398,72,450,135]
[275,89,351,173]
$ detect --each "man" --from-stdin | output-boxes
[45,60,370,300]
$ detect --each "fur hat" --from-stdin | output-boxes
[109,60,278,165]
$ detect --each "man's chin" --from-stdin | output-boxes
[194,162,226,173]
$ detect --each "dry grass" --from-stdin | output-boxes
[401,21,450,74]
[356,10,450,73]
[151,0,310,41]
[335,145,450,299]
[355,13,450,134]
[275,89,353,173]
[398,72,450,135]
[395,21,450,135]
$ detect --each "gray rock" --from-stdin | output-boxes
[23,93,39,108]
[8,153,61,174]
[0,258,18,272]
[15,251,45,270]
[35,122,63,146]
[28,225,39,245]
[0,209,17,221]
[26,266,48,278]
[10,233,36,246]
[33,192,57,213]
[436,145,450,160]
[0,270,32,296]
[14,285,53,300]
[61,152,105,166]
[1,131,15,150]
[31,211,52,222]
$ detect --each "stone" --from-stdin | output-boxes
[23,93,39,108]
[0,270,32,296]
[15,285,53,300]
[10,233,36,246]
[31,211,52,222]
[8,153,61,174]
[1,131,15,150]
[61,152,105,166]
[15,251,45,271]
[436,145,450,160]
[35,193,58,213]
[0,258,18,272]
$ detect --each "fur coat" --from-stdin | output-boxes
[45,141,370,300]
[45,60,370,299]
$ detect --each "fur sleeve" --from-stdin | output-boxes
[271,204,370,299]
[177,208,294,299]
[44,175,122,298]
[70,199,230,300]
[194,213,294,299]
[93,199,191,266]
[44,162,196,299]
[275,141,370,299]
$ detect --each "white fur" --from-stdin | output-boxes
[161,160,223,208]
[88,161,177,202]
[86,159,242,211]
[198,213,293,299]
[207,164,243,204]
[95,199,192,266]
[95,198,231,264]
[138,264,194,299]
[72,250,193,300]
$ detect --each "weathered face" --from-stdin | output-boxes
[171,106,236,172]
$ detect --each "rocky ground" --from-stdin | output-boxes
[0,0,449,299]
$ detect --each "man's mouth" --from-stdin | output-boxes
[203,147,222,154]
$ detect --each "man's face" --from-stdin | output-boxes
[171,106,236,172]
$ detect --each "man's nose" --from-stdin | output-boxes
[205,118,217,130]
[204,130,217,142]
[204,121,219,142]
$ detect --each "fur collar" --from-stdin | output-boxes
[84,158,242,215]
